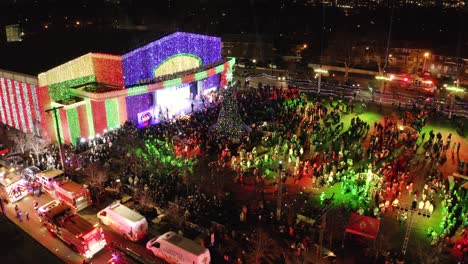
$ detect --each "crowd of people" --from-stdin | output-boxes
[9,80,467,263]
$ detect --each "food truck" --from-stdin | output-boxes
[0,167,29,203]
[38,200,107,259]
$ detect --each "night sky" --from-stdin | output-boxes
[0,0,465,74]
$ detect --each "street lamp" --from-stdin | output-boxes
[423,52,430,71]
[315,68,328,94]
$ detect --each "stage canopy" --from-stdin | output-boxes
[345,213,381,240]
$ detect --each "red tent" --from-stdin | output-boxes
[345,213,381,240]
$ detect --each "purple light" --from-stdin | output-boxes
[122,32,222,87]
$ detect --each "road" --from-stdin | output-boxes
[2,193,166,264]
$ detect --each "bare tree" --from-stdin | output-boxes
[11,131,28,153]
[323,30,358,82]
[136,190,156,209]
[27,133,50,165]
[83,163,109,191]
[82,163,110,205]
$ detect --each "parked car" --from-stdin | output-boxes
[0,145,8,156]
[5,155,25,171]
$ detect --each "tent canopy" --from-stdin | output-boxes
[345,213,381,240]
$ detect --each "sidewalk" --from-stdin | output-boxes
[1,194,84,264]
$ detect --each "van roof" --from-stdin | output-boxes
[37,169,64,179]
[161,231,207,256]
[108,202,145,223]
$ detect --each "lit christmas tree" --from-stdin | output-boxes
[213,86,248,139]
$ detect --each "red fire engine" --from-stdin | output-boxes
[54,179,93,211]
[38,200,107,259]
[37,169,92,211]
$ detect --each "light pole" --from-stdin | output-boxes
[317,69,322,94]
[318,2,325,94]
[276,160,283,221]
[383,0,394,73]
[45,106,65,171]
[423,52,430,72]
[315,68,328,94]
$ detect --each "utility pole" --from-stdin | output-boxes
[318,1,326,94]
[379,0,394,94]
[276,161,283,221]
[383,0,394,73]
[45,106,65,171]
[455,9,464,89]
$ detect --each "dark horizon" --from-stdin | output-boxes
[0,0,466,75]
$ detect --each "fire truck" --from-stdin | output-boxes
[37,169,92,211]
[387,72,437,93]
[0,167,28,203]
[38,200,107,259]
[54,179,93,211]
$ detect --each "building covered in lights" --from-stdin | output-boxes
[0,32,235,144]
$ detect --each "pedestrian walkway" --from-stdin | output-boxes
[0,195,84,263]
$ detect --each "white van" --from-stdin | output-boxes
[97,201,148,241]
[146,231,211,264]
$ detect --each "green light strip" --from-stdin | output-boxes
[163,78,182,87]
[127,85,148,96]
[446,86,465,92]
[85,99,95,137]
[66,107,80,145]
[215,64,225,73]
[105,98,120,129]
[195,71,208,81]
